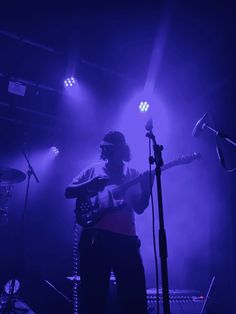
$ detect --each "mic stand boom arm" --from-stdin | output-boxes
[202,123,236,147]
[146,129,171,314]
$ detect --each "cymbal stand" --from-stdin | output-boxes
[2,150,39,314]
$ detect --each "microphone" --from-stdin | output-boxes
[192,113,208,137]
[145,118,153,131]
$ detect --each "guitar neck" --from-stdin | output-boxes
[112,153,200,197]
[115,174,144,194]
[112,169,155,196]
[161,161,179,172]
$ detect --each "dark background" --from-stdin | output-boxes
[0,1,236,313]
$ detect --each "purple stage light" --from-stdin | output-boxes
[64,77,78,88]
[139,101,150,112]
[50,146,59,156]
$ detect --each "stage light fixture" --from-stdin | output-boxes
[64,77,77,88]
[139,101,149,112]
[50,146,59,156]
[8,81,26,96]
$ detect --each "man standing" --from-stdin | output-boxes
[65,131,152,314]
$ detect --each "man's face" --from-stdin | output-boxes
[100,144,122,162]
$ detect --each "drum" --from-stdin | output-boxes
[0,296,36,314]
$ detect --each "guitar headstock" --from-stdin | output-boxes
[161,152,201,171]
[176,152,201,165]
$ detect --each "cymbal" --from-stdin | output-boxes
[0,167,26,186]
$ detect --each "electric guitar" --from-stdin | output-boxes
[75,153,201,227]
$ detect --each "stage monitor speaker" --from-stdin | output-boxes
[147,289,207,314]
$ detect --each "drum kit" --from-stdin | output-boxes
[0,167,36,313]
[0,150,40,314]
[0,166,26,225]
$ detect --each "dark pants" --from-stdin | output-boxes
[79,229,148,314]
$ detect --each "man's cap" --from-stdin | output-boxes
[100,131,127,147]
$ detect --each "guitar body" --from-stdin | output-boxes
[75,184,126,227]
[76,195,102,227]
[75,153,201,227]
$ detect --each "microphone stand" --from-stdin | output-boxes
[202,123,236,147]
[201,123,236,172]
[146,124,170,314]
[4,150,39,313]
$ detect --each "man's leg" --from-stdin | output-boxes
[113,236,148,314]
[79,229,111,314]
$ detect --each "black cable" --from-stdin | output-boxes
[148,137,160,314]
[210,113,236,173]
[215,135,236,173]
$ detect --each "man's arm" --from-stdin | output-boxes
[65,181,89,199]
[133,170,154,214]
[65,176,109,199]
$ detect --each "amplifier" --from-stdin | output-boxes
[147,289,207,314]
